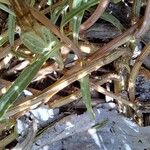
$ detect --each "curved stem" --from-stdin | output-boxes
[80,0,110,32]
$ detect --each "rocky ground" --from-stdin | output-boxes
[13,102,150,150]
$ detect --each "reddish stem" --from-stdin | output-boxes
[80,0,110,32]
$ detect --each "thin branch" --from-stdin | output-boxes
[91,83,137,110]
[128,41,150,101]
[9,0,33,28]
[0,78,40,96]
[80,0,110,32]
[48,73,120,108]
[48,91,81,108]
[7,49,127,118]
[89,22,138,60]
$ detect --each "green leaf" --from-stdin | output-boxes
[51,50,64,70]
[61,0,99,28]
[8,14,16,46]
[0,44,61,120]
[71,0,86,42]
[35,25,59,44]
[51,0,67,24]
[80,75,95,118]
[47,0,52,6]
[133,0,141,18]
[0,3,15,15]
[101,12,124,31]
[51,6,64,24]
[21,31,47,54]
[91,119,108,129]
[111,0,121,4]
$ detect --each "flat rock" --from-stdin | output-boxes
[32,107,150,150]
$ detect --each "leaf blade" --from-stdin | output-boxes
[101,12,124,31]
[61,0,99,28]
[8,14,16,46]
[0,3,15,15]
[80,75,95,118]
[0,44,61,120]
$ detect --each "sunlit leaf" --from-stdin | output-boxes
[47,0,52,5]
[80,75,95,118]
[0,44,61,120]
[71,0,86,42]
[21,31,47,54]
[21,25,63,68]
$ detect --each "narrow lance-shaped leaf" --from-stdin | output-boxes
[21,31,48,54]
[51,0,67,24]
[101,12,124,31]
[80,75,95,118]
[35,25,64,69]
[8,14,16,46]
[71,0,95,118]
[71,0,86,42]
[51,50,64,70]
[61,0,100,28]
[0,44,61,120]
[35,25,59,44]
[0,3,15,15]
[69,0,95,119]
